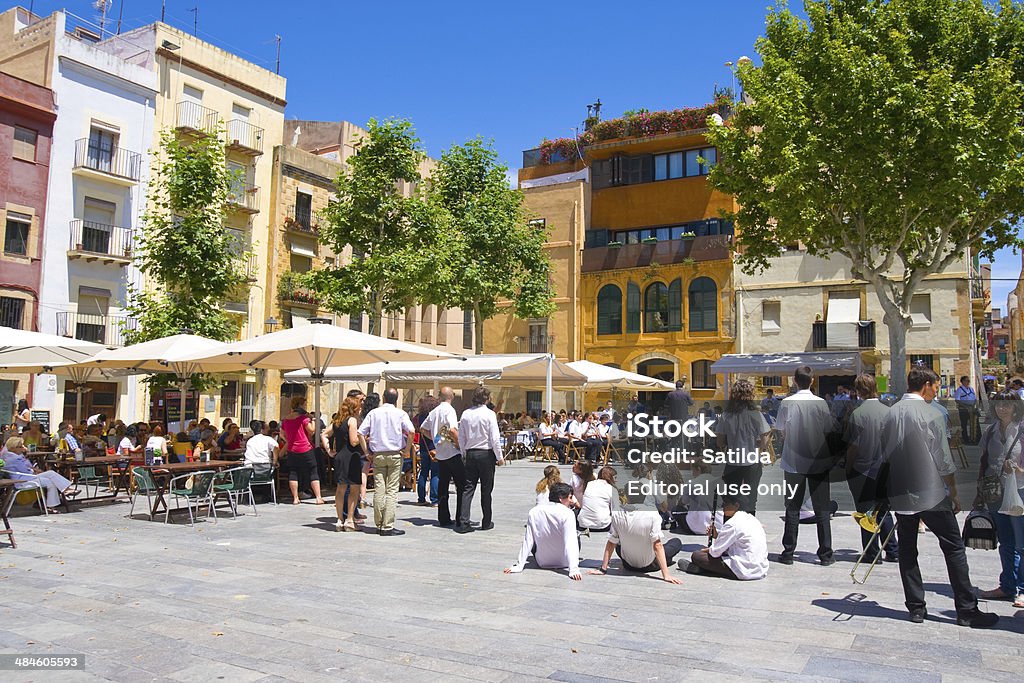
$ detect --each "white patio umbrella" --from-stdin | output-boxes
[168,318,461,446]
[567,360,676,391]
[70,333,228,431]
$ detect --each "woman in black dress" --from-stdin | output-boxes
[328,394,366,532]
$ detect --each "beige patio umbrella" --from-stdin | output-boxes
[168,318,460,445]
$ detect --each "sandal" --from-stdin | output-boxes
[1014,594,1024,608]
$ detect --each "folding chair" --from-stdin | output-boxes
[948,434,969,470]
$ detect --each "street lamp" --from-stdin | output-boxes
[724,61,736,99]
[264,317,279,334]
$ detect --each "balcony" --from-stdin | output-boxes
[227,183,260,214]
[277,272,319,308]
[67,220,133,265]
[581,235,731,273]
[283,204,318,235]
[812,320,876,350]
[175,101,218,135]
[72,138,142,184]
[226,118,264,155]
[243,252,259,282]
[56,311,136,347]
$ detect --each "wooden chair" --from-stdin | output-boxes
[948,434,969,470]
[601,439,626,467]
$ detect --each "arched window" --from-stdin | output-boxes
[692,360,715,389]
[688,277,718,332]
[644,282,668,332]
[626,282,641,333]
[597,284,622,335]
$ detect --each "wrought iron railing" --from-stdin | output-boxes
[175,101,219,133]
[56,311,136,346]
[68,220,133,259]
[226,118,264,154]
[73,138,142,181]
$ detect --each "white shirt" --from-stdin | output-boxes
[538,422,556,438]
[86,414,103,426]
[244,434,279,465]
[577,479,619,529]
[145,436,168,455]
[716,407,770,455]
[358,403,414,453]
[458,405,503,460]
[509,502,579,575]
[536,489,550,506]
[710,511,769,580]
[569,472,593,503]
[680,473,723,534]
[118,436,135,453]
[844,398,889,477]
[774,390,837,474]
[555,421,569,437]
[567,420,586,440]
[609,510,663,569]
[882,393,957,513]
[422,401,460,461]
[979,421,1023,480]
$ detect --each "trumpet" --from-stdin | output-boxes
[849,503,897,585]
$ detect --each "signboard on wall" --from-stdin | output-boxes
[30,409,50,435]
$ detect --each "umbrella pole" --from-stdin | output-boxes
[180,377,189,434]
[75,385,83,424]
[546,353,553,416]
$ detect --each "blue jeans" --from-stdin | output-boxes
[417,451,439,504]
[990,502,1024,596]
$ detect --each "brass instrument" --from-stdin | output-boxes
[849,505,897,584]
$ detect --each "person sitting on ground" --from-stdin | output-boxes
[578,466,620,533]
[588,508,683,584]
[1,437,78,513]
[535,465,562,505]
[505,482,582,581]
[679,494,769,580]
[569,460,595,506]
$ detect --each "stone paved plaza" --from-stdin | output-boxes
[1,459,1022,683]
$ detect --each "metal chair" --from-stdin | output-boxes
[213,466,257,518]
[249,463,278,505]
[166,470,217,526]
[74,465,106,499]
[0,469,47,516]
[129,466,159,520]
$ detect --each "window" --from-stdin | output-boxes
[12,126,37,162]
[909,354,934,370]
[654,147,716,181]
[528,319,548,353]
[82,197,116,253]
[688,277,718,332]
[618,155,648,185]
[762,301,781,333]
[182,84,203,102]
[644,282,670,332]
[611,218,730,245]
[289,254,312,272]
[654,151,684,181]
[667,279,682,331]
[910,294,931,327]
[349,312,362,332]
[4,213,31,255]
[220,380,238,417]
[626,282,641,333]
[240,383,255,429]
[295,190,313,229]
[0,296,25,329]
[526,391,542,415]
[87,127,117,172]
[528,218,546,230]
[763,376,783,388]
[597,284,622,335]
[692,360,715,389]
[463,309,473,349]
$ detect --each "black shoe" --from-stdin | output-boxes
[479,523,494,531]
[819,556,836,567]
[438,520,454,527]
[956,609,999,628]
[676,559,702,575]
[455,524,474,534]
[378,529,406,537]
[884,553,899,563]
[776,554,794,565]
[909,608,927,624]
[299,492,313,500]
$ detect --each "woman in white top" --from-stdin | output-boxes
[535,464,562,505]
[537,413,567,464]
[145,425,169,460]
[568,460,595,510]
[13,398,30,431]
[716,380,771,514]
[577,466,619,531]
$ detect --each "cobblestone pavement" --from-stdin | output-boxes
[0,457,1021,682]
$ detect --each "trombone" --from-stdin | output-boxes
[849,506,897,584]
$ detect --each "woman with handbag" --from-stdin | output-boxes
[975,391,1024,607]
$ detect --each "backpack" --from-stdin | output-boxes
[961,508,998,550]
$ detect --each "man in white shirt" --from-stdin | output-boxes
[457,386,504,533]
[774,366,837,565]
[602,401,615,420]
[882,367,998,628]
[358,388,415,537]
[421,387,464,528]
[589,509,683,584]
[953,376,977,443]
[844,374,897,563]
[680,494,769,580]
[86,413,107,429]
[244,420,280,469]
[505,483,581,580]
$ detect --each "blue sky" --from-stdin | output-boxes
[36,0,1021,311]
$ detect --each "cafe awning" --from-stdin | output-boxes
[710,351,863,377]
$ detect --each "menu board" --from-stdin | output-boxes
[30,409,50,435]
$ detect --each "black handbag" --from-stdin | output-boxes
[962,507,998,550]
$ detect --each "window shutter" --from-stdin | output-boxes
[668,279,682,331]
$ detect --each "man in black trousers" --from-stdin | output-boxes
[456,386,505,533]
[420,387,464,527]
[882,367,997,628]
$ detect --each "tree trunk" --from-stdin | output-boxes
[474,302,484,355]
[882,306,912,397]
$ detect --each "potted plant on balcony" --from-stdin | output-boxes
[642,236,658,244]
[678,231,696,240]
[607,240,623,249]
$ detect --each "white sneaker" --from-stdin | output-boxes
[335,521,345,532]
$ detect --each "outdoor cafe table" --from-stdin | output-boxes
[138,460,237,520]
[44,456,132,500]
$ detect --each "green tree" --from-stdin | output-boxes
[428,138,555,353]
[125,126,246,389]
[307,118,433,334]
[708,0,1024,394]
